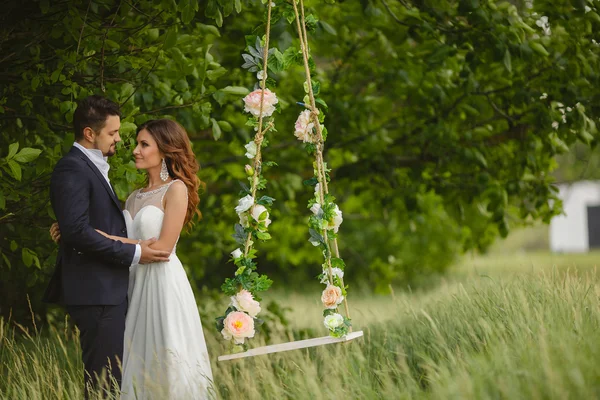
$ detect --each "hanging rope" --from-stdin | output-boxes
[291,0,352,324]
[244,1,274,257]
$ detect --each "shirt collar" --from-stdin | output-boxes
[73,142,110,175]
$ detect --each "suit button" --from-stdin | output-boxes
[121,228,126,234]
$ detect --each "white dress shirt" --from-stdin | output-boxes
[73,142,141,265]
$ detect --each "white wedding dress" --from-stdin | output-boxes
[121,180,214,399]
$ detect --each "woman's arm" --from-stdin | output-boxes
[95,229,140,245]
[51,160,136,266]
[150,181,188,253]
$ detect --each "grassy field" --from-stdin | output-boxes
[2,248,600,399]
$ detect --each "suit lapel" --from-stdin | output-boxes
[69,147,122,212]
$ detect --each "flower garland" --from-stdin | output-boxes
[291,0,351,338]
[216,2,278,351]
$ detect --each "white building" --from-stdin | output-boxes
[550,180,600,252]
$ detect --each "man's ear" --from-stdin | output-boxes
[82,127,95,142]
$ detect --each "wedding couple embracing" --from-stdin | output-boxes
[44,95,214,399]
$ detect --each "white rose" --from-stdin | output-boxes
[294,110,315,143]
[251,204,272,228]
[323,313,344,330]
[231,248,243,259]
[310,203,322,216]
[331,205,343,233]
[231,289,261,317]
[251,204,267,221]
[320,267,344,284]
[245,141,257,159]
[235,195,254,214]
[330,267,344,279]
[239,213,249,227]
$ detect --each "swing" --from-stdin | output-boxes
[217,0,363,362]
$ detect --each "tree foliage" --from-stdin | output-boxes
[1,0,599,323]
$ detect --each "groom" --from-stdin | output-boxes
[44,95,170,397]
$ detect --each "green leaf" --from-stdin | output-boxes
[120,122,138,135]
[39,0,49,13]
[214,8,223,27]
[578,129,594,144]
[181,0,198,24]
[309,228,324,246]
[199,23,221,37]
[235,266,246,276]
[217,120,232,132]
[105,39,120,50]
[530,42,549,57]
[503,49,512,73]
[330,257,346,270]
[10,241,17,252]
[7,142,19,159]
[319,21,337,35]
[234,0,242,13]
[323,308,335,317]
[587,11,600,24]
[315,98,328,111]
[164,27,178,50]
[219,86,250,96]
[7,160,21,181]
[550,133,569,153]
[211,118,222,140]
[253,274,273,292]
[221,277,239,296]
[204,0,223,26]
[257,195,275,206]
[13,148,41,163]
[31,76,41,91]
[304,14,319,31]
[473,149,488,168]
[1,253,11,269]
[256,231,271,240]
[0,192,5,210]
[207,66,227,81]
[22,248,33,267]
[303,177,318,187]
[312,81,321,96]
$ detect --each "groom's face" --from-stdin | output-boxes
[92,115,121,157]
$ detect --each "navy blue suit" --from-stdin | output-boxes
[44,145,135,395]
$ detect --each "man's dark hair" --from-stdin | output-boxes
[73,95,121,141]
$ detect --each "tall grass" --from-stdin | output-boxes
[2,253,600,399]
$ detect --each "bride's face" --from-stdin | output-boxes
[133,129,162,170]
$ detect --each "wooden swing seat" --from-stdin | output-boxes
[218,330,364,361]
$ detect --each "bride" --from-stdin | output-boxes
[97,119,214,398]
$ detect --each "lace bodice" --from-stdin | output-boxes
[123,180,186,255]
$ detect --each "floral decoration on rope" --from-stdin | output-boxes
[216,3,278,351]
[291,0,352,338]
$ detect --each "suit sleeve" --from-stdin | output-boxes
[51,159,136,266]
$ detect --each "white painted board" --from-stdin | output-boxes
[218,330,364,361]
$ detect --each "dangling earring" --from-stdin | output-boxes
[160,158,169,182]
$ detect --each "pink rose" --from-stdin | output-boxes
[221,311,255,344]
[294,110,315,143]
[231,289,261,317]
[321,284,344,309]
[243,89,278,117]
